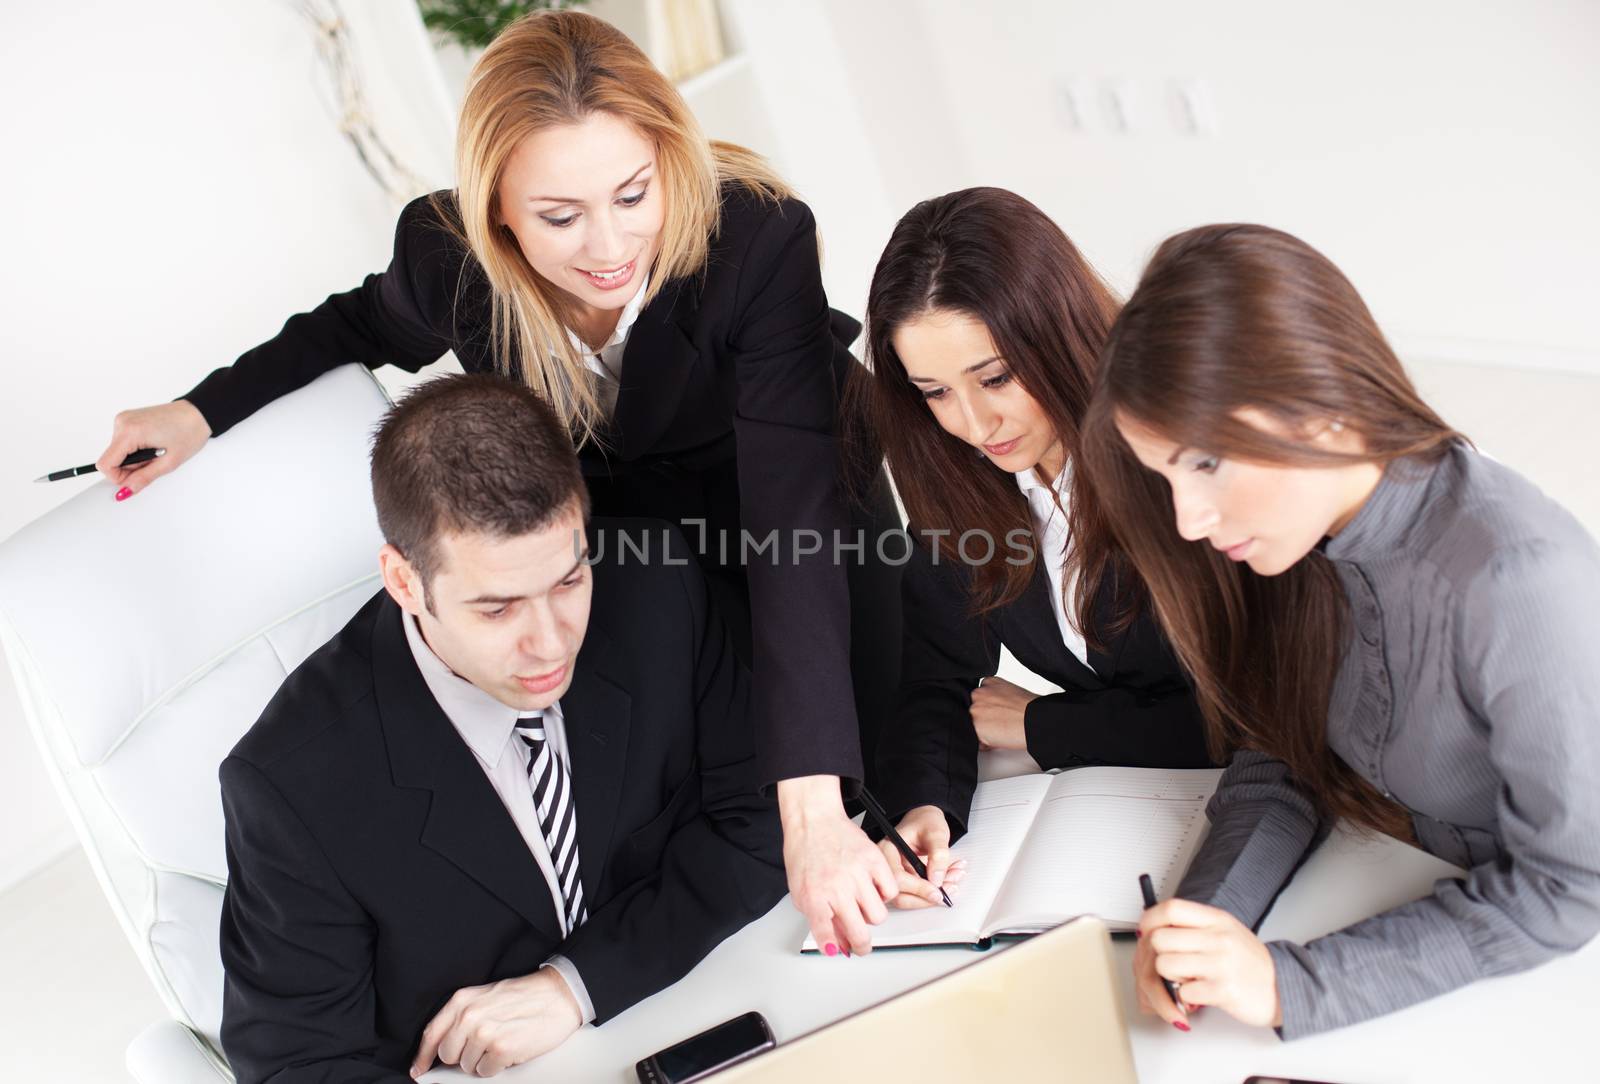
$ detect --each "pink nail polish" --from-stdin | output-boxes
[823,943,838,957]
[115,487,132,502]
[1173,1020,1190,1032]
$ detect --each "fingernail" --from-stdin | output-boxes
[1172,1020,1190,1032]
[823,943,838,957]
[115,487,132,502]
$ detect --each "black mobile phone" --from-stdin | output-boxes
[1244,1076,1361,1084]
[636,1010,776,1084]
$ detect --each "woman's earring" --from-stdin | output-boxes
[1330,420,1346,433]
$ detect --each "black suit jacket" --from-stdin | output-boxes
[185,185,880,789]
[875,534,1213,840]
[218,521,786,1084]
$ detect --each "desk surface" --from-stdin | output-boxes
[438,751,1593,1083]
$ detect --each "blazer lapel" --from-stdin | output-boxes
[558,625,633,905]
[1014,564,1105,687]
[612,279,702,459]
[373,597,562,942]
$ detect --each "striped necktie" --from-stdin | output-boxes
[514,715,587,931]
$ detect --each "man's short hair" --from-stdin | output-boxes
[370,373,588,606]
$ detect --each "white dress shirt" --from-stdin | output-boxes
[568,272,650,415]
[401,612,597,1024]
[1014,461,1094,673]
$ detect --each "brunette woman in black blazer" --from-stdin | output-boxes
[852,188,1213,909]
[95,11,903,956]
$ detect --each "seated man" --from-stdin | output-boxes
[219,373,787,1082]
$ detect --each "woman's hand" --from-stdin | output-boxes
[96,400,212,499]
[969,676,1038,751]
[876,804,968,910]
[780,776,900,957]
[1135,898,1282,1030]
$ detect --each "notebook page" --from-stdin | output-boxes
[799,774,1052,951]
[984,767,1222,935]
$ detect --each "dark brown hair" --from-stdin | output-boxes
[1081,224,1464,836]
[371,372,588,607]
[850,187,1125,626]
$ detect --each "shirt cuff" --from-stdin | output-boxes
[542,955,597,1026]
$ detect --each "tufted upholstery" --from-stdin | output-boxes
[0,365,393,1079]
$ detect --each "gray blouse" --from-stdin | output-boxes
[1175,442,1600,1038]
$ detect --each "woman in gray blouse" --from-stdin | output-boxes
[1078,222,1600,1038]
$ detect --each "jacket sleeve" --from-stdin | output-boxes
[721,196,864,790]
[219,756,410,1084]
[1022,681,1212,770]
[183,194,466,436]
[557,537,788,1022]
[873,531,996,840]
[1173,749,1332,934]
[1265,539,1600,1038]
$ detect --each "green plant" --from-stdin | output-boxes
[418,0,588,51]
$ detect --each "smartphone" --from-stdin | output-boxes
[636,1010,776,1084]
[1244,1077,1360,1084]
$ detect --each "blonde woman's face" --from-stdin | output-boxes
[498,112,664,313]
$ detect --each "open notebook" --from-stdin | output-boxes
[803,766,1224,952]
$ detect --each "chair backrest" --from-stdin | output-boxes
[0,365,392,1069]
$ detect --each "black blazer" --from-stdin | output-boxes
[875,534,1213,839]
[218,521,786,1084]
[185,185,880,789]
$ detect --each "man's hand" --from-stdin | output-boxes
[969,676,1038,751]
[1135,898,1282,1031]
[877,804,968,910]
[410,967,583,1078]
[779,775,898,956]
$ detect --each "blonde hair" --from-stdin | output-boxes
[434,9,793,446]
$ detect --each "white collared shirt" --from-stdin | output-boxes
[401,612,597,1023]
[566,273,650,415]
[1015,461,1094,673]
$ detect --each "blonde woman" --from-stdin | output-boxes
[97,12,903,963]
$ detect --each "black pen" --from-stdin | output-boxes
[1138,872,1187,1015]
[858,786,954,908]
[35,447,165,483]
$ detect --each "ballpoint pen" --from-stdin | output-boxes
[35,447,165,483]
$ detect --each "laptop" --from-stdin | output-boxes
[710,916,1138,1083]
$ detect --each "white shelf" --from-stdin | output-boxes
[675,51,751,101]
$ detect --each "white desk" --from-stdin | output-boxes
[438,752,1594,1083]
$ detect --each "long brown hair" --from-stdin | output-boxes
[850,187,1124,624]
[1081,224,1464,835]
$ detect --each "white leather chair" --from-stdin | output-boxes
[0,365,393,1082]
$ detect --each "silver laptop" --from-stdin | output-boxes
[711,916,1138,1084]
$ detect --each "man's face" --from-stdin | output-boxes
[382,504,592,711]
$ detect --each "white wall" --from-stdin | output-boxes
[817,0,1600,373]
[0,0,456,893]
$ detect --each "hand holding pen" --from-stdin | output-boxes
[862,795,968,911]
[78,399,212,500]
[1137,873,1191,1030]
